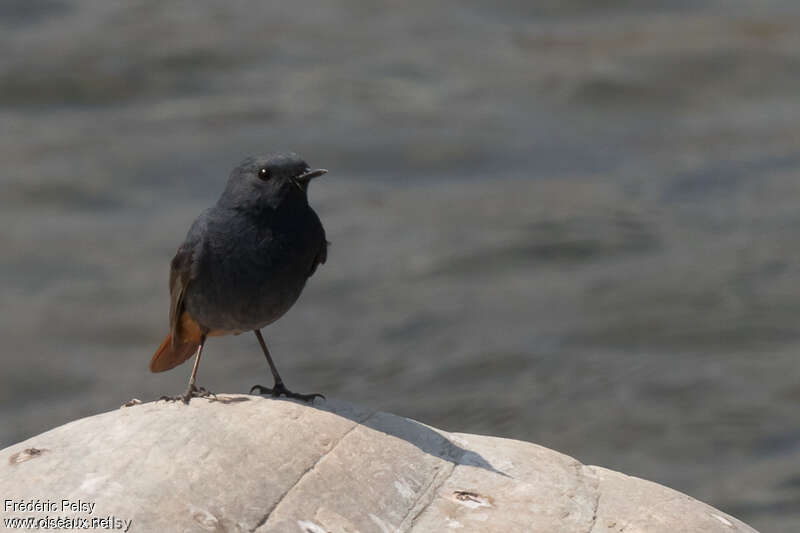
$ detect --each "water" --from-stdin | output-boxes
[2,2,800,531]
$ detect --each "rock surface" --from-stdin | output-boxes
[1,395,757,533]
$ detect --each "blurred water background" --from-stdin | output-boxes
[2,1,800,530]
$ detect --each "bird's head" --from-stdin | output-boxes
[218,152,327,211]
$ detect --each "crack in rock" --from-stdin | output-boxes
[250,411,375,532]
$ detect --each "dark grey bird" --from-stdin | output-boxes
[150,153,328,403]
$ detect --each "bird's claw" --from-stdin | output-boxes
[250,382,325,403]
[160,384,216,404]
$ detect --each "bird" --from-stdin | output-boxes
[150,152,329,403]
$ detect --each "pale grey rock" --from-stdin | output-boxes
[0,395,758,533]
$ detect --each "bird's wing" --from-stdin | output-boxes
[308,238,328,278]
[168,217,207,346]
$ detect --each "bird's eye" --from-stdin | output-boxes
[258,167,270,180]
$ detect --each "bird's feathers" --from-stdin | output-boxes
[308,239,328,278]
[168,218,208,347]
[150,333,199,372]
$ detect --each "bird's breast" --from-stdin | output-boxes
[184,207,324,332]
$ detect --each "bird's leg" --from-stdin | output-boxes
[160,336,215,403]
[249,329,324,402]
[183,338,211,401]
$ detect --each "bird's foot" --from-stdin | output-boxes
[160,384,216,404]
[250,382,325,403]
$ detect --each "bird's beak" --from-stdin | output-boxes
[297,168,328,183]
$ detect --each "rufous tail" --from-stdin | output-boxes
[150,334,199,372]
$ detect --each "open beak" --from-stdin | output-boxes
[297,168,328,183]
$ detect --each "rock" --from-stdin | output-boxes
[0,395,757,533]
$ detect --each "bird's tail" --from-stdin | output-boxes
[150,334,199,372]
